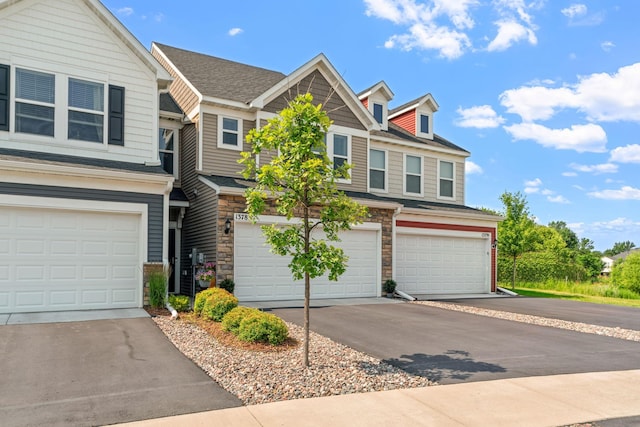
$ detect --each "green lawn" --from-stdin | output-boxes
[513,287,640,308]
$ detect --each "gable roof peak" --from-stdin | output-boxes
[358,81,394,102]
[388,92,439,118]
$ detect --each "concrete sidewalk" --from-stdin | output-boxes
[118,369,640,427]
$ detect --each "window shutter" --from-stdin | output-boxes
[0,64,9,131]
[108,85,125,146]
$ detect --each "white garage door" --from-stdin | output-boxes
[396,232,489,295]
[234,221,379,301]
[0,205,141,313]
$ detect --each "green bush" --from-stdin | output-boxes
[168,294,190,312]
[201,288,238,322]
[148,271,167,308]
[616,252,640,294]
[221,306,258,334]
[382,279,397,293]
[194,288,218,316]
[219,278,235,294]
[237,311,289,345]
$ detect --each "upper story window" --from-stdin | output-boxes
[159,128,178,177]
[420,114,429,134]
[373,103,383,124]
[332,133,348,170]
[218,115,242,150]
[15,68,55,137]
[404,154,423,196]
[369,149,387,192]
[1,65,124,146]
[68,78,104,143]
[438,160,455,199]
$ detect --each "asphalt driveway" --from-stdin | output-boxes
[0,317,241,427]
[269,300,640,384]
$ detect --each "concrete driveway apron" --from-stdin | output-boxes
[269,301,640,385]
[0,317,241,427]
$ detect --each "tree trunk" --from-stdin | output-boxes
[511,255,517,290]
[303,205,310,368]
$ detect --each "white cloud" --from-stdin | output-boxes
[569,162,618,174]
[524,177,542,193]
[154,13,164,22]
[504,122,607,153]
[541,189,554,196]
[117,7,134,16]
[548,195,570,204]
[588,186,640,200]
[228,27,244,36]
[465,160,483,174]
[590,217,640,232]
[487,20,536,52]
[563,171,578,177]
[455,105,505,128]
[386,23,471,59]
[601,41,615,52]
[499,63,640,124]
[610,144,640,163]
[561,4,587,19]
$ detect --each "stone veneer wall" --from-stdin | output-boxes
[216,194,394,291]
[142,262,165,306]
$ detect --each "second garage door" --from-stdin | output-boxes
[234,221,380,301]
[396,232,489,295]
[0,204,142,314]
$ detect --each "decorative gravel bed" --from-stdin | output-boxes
[152,315,433,405]
[415,300,640,342]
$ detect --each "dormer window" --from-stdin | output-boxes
[373,103,383,124]
[419,114,429,134]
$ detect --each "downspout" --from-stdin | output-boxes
[391,205,402,283]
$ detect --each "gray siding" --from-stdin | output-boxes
[153,49,200,116]
[263,70,366,131]
[0,183,164,261]
[201,113,253,177]
[337,135,367,193]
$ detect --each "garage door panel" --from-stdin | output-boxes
[235,223,378,301]
[397,233,488,295]
[0,205,141,313]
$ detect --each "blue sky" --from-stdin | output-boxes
[104,0,639,252]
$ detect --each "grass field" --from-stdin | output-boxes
[505,279,640,308]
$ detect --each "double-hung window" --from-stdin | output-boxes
[332,133,349,170]
[15,68,55,137]
[369,149,386,191]
[159,128,176,176]
[218,116,242,150]
[439,160,455,199]
[404,154,422,196]
[68,78,104,143]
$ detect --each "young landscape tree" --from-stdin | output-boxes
[604,241,637,257]
[498,191,538,289]
[239,93,368,367]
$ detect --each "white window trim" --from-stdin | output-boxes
[10,66,109,147]
[403,154,423,197]
[416,110,433,139]
[217,115,243,151]
[159,122,180,179]
[368,148,388,193]
[326,131,352,184]
[437,160,456,201]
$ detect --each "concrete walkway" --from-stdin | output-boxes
[118,369,640,427]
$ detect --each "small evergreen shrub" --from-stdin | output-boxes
[222,306,258,334]
[148,271,167,308]
[168,294,190,312]
[383,279,397,294]
[237,311,289,345]
[201,288,239,322]
[219,278,235,294]
[194,288,218,316]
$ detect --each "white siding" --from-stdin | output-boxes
[0,0,159,164]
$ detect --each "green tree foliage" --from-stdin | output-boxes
[239,93,368,367]
[548,220,579,250]
[497,191,539,289]
[612,252,640,293]
[604,241,637,256]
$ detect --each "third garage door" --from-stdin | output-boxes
[396,232,489,295]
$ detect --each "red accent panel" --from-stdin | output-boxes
[390,110,416,135]
[397,220,497,292]
[362,98,368,109]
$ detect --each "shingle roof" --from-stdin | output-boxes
[154,43,286,103]
[0,148,169,175]
[371,122,469,154]
[202,174,497,218]
[160,92,183,114]
[388,95,423,116]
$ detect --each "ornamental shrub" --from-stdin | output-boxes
[148,271,167,308]
[617,252,640,294]
[193,288,218,316]
[201,288,238,322]
[168,294,190,312]
[219,278,235,294]
[221,306,258,334]
[237,311,289,345]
